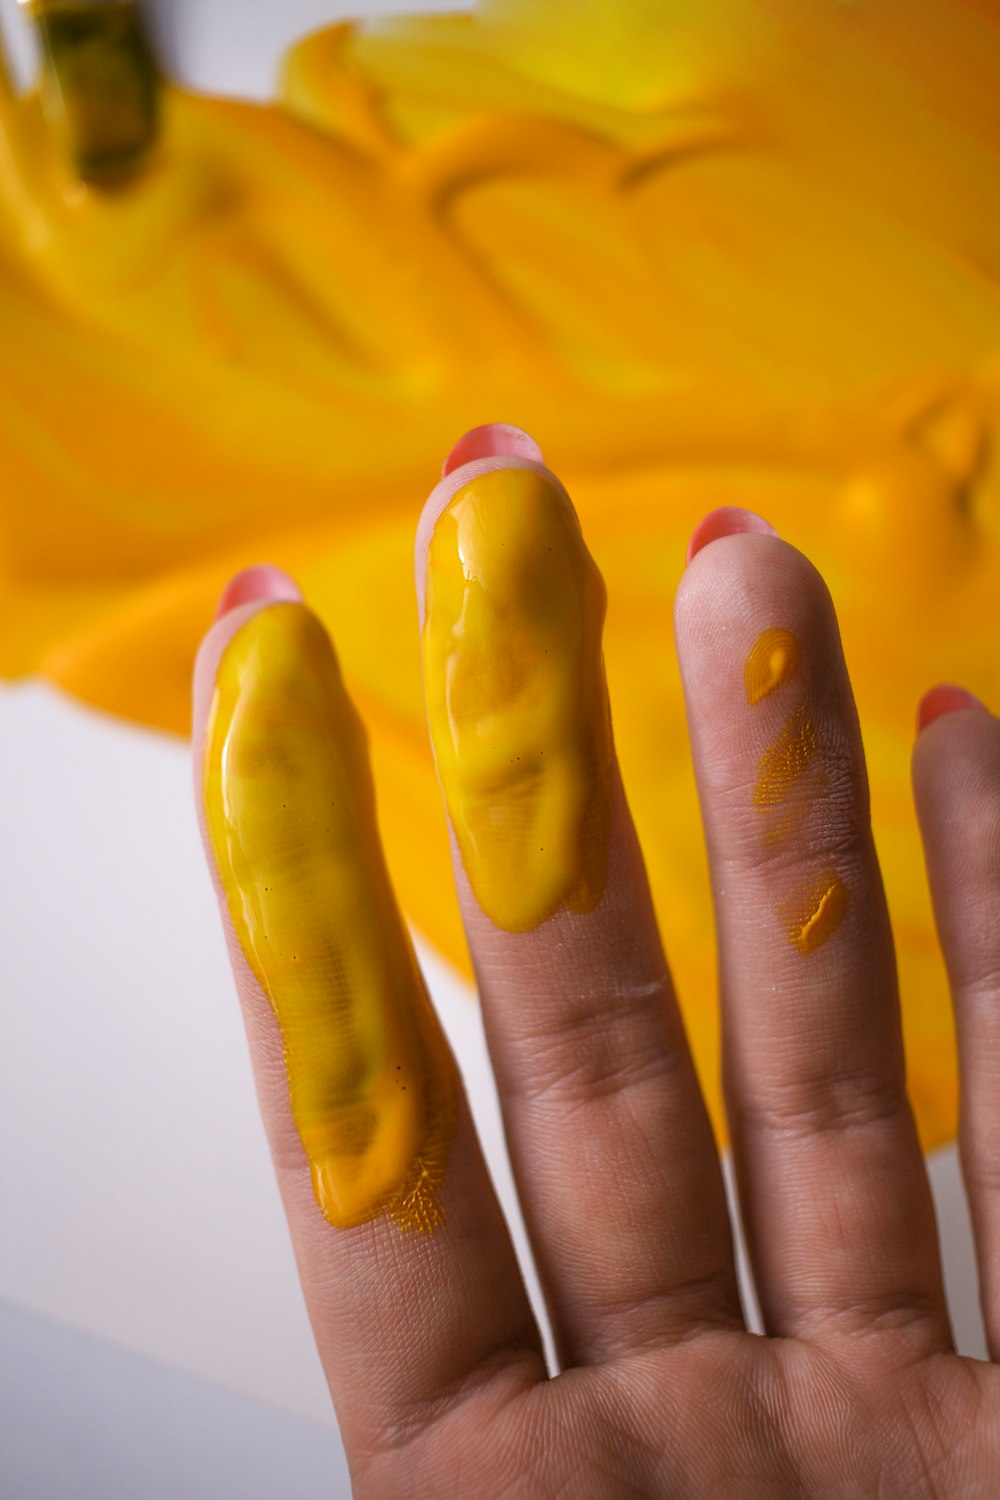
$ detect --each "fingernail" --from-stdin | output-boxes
[441,422,544,479]
[916,683,989,734]
[422,465,613,932]
[686,507,778,565]
[214,565,302,621]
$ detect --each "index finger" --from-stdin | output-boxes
[192,566,544,1483]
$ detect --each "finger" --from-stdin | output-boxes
[192,567,544,1478]
[912,687,1000,1355]
[416,425,742,1367]
[675,516,950,1351]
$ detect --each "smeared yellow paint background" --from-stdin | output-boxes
[2,0,998,1150]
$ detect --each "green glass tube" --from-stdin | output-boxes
[29,0,158,182]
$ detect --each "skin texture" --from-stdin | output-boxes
[194,428,1000,1497]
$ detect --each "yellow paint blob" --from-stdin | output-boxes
[753,704,819,810]
[4,0,1000,1149]
[786,872,850,955]
[745,628,801,706]
[422,466,613,932]
[203,603,456,1232]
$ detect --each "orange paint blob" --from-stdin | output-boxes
[745,628,801,706]
[786,872,850,955]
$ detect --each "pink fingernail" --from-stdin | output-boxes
[441,422,544,478]
[686,507,778,564]
[916,683,989,734]
[214,564,303,621]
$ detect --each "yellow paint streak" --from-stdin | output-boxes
[787,872,850,955]
[423,467,613,932]
[753,704,818,809]
[203,603,456,1232]
[745,628,801,706]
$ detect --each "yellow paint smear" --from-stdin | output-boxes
[204,603,456,1232]
[745,628,801,706]
[753,703,819,810]
[423,466,613,932]
[786,872,850,955]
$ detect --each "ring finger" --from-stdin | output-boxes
[674,511,951,1352]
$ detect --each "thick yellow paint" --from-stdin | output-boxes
[422,466,613,931]
[203,603,456,1232]
[745,628,801,707]
[786,873,850,956]
[3,0,1000,1148]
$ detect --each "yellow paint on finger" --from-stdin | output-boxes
[786,872,850,955]
[422,466,613,932]
[745,628,801,706]
[748,632,845,935]
[753,703,819,810]
[203,603,456,1233]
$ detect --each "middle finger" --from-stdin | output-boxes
[415,425,743,1368]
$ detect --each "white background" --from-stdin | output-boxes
[0,1,988,1495]
[0,0,469,98]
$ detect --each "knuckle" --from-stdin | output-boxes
[956,947,1000,1009]
[735,1063,907,1143]
[362,1338,539,1461]
[716,733,871,882]
[798,1287,946,1347]
[503,975,681,1115]
[590,1268,741,1357]
[959,1141,1000,1198]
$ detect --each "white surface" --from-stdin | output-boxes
[0,1298,349,1500]
[0,0,471,99]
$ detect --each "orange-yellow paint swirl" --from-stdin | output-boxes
[203,603,456,1232]
[3,0,1000,1149]
[745,628,801,707]
[422,466,613,931]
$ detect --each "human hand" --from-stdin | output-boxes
[193,423,1000,1498]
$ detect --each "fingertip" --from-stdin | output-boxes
[214,564,302,621]
[415,424,553,625]
[194,567,304,772]
[916,684,989,736]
